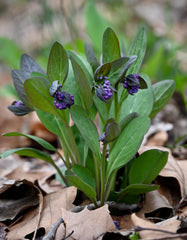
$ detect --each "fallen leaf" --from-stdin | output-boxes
[7,163,62,194]
[138,190,172,218]
[0,223,8,240]
[61,205,116,240]
[0,179,40,221]
[131,213,180,239]
[0,154,22,178]
[146,131,168,147]
[7,187,76,240]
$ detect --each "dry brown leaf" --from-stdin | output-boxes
[0,223,8,240]
[61,204,116,240]
[146,131,168,147]
[138,190,172,217]
[6,162,62,194]
[0,179,40,221]
[7,187,76,240]
[131,213,180,239]
[179,206,187,218]
[0,154,22,178]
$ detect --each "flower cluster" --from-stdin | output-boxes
[50,81,74,110]
[94,77,116,103]
[123,73,140,95]
[102,80,113,100]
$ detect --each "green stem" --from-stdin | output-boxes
[93,153,101,199]
[57,138,71,168]
[114,84,119,122]
[52,161,69,187]
[100,144,107,206]
[55,116,76,164]
[104,170,117,202]
[66,125,80,164]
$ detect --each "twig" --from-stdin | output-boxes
[71,201,139,215]
[134,226,187,240]
[32,191,44,240]
[135,225,176,235]
[137,233,187,240]
[43,218,64,240]
[64,230,74,239]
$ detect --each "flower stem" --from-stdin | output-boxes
[93,153,101,199]
[114,84,119,122]
[52,160,69,186]
[55,116,76,165]
[100,144,107,206]
[66,125,80,165]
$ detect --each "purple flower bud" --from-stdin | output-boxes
[123,73,140,95]
[13,100,24,106]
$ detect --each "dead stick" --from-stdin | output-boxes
[43,218,64,240]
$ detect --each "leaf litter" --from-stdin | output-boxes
[0,130,187,239]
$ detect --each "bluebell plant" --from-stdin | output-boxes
[1,27,175,207]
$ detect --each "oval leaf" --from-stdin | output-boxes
[129,149,168,184]
[150,80,175,119]
[117,184,159,202]
[2,132,57,152]
[107,116,150,178]
[24,77,66,121]
[127,27,147,74]
[102,27,121,63]
[47,41,69,85]
[85,42,100,73]
[70,56,93,112]
[0,148,53,163]
[66,175,96,203]
[70,105,101,161]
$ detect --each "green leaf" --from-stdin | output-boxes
[30,71,48,80]
[24,77,52,112]
[102,27,121,63]
[84,42,100,73]
[119,74,153,120]
[129,149,168,184]
[70,56,93,112]
[94,62,112,81]
[70,105,101,161]
[117,184,159,202]
[66,165,96,202]
[85,1,109,51]
[67,50,93,85]
[119,112,139,131]
[107,116,150,178]
[94,57,130,85]
[149,80,175,119]
[24,77,67,124]
[127,27,147,74]
[2,132,57,152]
[36,109,62,136]
[47,41,69,85]
[0,147,53,163]
[70,164,95,189]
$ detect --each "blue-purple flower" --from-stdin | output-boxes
[94,77,116,103]
[123,73,140,95]
[49,81,74,110]
[8,100,33,116]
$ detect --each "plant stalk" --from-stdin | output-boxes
[100,144,107,206]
